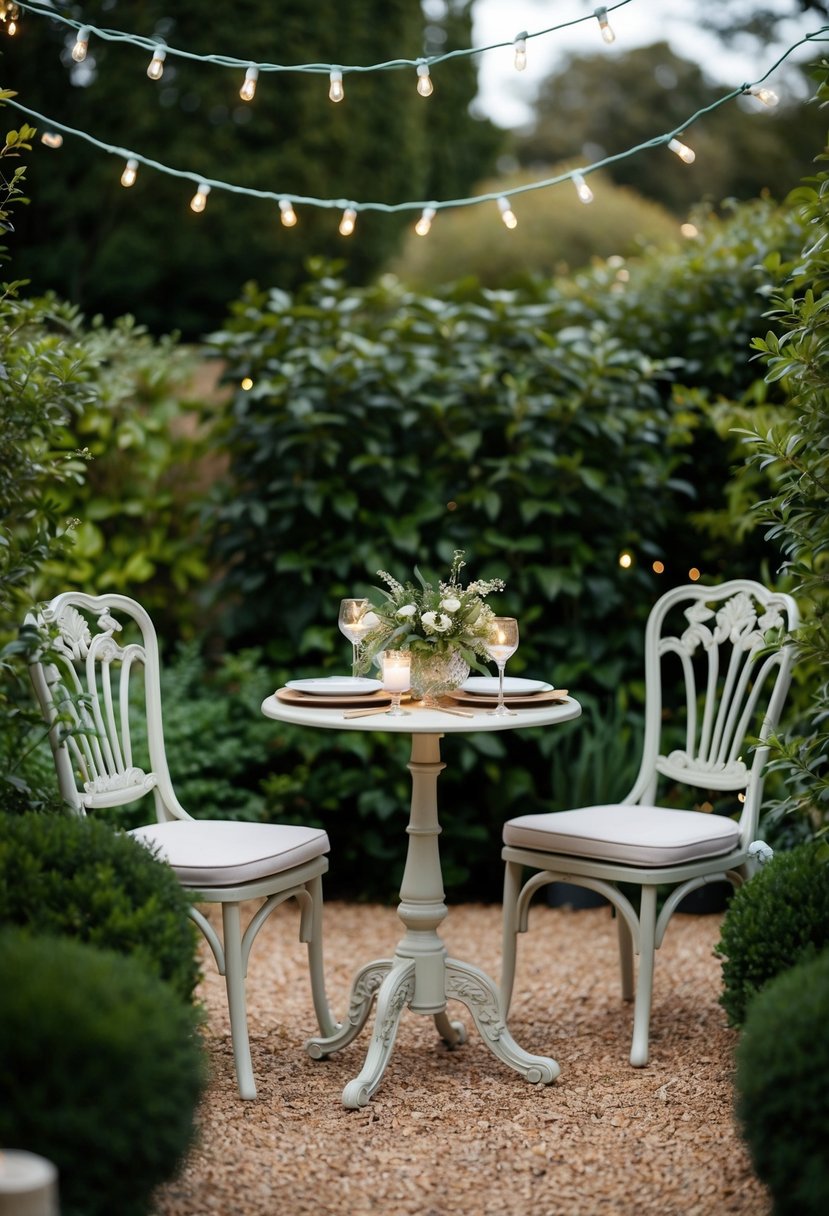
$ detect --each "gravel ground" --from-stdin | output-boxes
[153,899,768,1216]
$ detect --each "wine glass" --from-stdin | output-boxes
[381,650,411,716]
[338,598,370,677]
[485,617,519,717]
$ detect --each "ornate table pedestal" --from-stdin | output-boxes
[305,733,559,1108]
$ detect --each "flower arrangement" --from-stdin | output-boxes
[358,550,505,674]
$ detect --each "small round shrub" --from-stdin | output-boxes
[0,929,206,1216]
[0,813,201,1002]
[715,842,829,1027]
[735,948,829,1215]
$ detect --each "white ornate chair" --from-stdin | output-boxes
[28,591,338,1099]
[500,580,799,1066]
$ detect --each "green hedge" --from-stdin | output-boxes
[0,813,202,1003]
[735,947,829,1215]
[0,929,205,1216]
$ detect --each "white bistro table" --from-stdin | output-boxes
[261,692,582,1108]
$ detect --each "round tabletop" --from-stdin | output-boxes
[261,692,582,734]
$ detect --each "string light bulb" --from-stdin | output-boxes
[748,85,779,106]
[329,69,344,103]
[572,172,594,204]
[338,207,357,236]
[416,61,433,97]
[190,182,210,213]
[279,198,298,227]
[41,131,63,148]
[3,3,19,35]
[120,157,139,187]
[513,32,528,72]
[415,206,436,236]
[147,43,167,81]
[71,25,91,61]
[497,196,518,229]
[240,65,259,101]
[668,136,695,164]
[594,6,616,43]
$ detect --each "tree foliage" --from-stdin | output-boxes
[516,43,827,215]
[3,0,500,336]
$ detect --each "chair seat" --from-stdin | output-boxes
[130,820,330,886]
[503,805,741,867]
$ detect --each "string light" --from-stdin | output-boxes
[240,65,259,101]
[594,6,616,44]
[572,172,594,204]
[414,206,436,236]
[71,24,91,61]
[147,43,167,81]
[338,207,357,236]
[513,32,528,72]
[652,560,665,574]
[120,157,138,187]
[328,69,344,103]
[5,21,822,226]
[416,60,434,97]
[497,196,517,229]
[688,567,701,581]
[279,198,298,227]
[747,85,779,106]
[40,131,63,148]
[2,2,19,35]
[240,376,254,390]
[190,182,210,213]
[619,552,633,569]
[668,136,695,164]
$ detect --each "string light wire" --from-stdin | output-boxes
[5,25,826,221]
[14,0,635,79]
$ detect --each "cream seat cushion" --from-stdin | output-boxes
[130,820,330,886]
[503,806,741,867]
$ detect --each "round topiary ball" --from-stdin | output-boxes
[0,812,201,1003]
[715,841,829,1027]
[735,947,829,1215]
[0,929,206,1216]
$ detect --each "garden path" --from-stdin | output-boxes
[154,900,769,1216]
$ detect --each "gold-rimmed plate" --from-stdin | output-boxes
[446,688,569,709]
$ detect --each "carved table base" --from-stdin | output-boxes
[305,733,560,1108]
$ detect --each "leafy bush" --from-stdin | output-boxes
[0,813,202,1003]
[735,946,829,1216]
[715,842,829,1027]
[0,929,206,1216]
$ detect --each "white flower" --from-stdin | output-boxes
[362,611,380,629]
[396,604,417,619]
[422,611,451,633]
[440,596,461,613]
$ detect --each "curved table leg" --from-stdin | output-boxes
[445,957,559,1085]
[306,959,392,1060]
[342,960,417,1109]
[433,1010,467,1047]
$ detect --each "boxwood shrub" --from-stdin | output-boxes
[0,929,206,1216]
[735,947,829,1216]
[0,812,202,1003]
[715,842,829,1027]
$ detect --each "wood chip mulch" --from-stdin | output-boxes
[152,900,769,1216]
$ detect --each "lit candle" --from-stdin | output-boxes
[382,651,411,692]
[489,629,512,663]
[0,1150,59,1216]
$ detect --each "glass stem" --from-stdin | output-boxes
[352,641,359,678]
[497,661,506,710]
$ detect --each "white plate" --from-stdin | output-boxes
[285,677,383,696]
[460,677,553,697]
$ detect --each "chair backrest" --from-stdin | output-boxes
[628,580,799,845]
[28,592,186,823]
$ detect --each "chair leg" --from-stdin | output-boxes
[221,902,257,1100]
[630,885,657,1067]
[304,874,338,1038]
[499,860,523,1018]
[617,908,635,1002]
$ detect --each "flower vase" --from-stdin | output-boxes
[410,650,470,705]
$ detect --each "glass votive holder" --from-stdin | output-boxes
[382,650,411,716]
